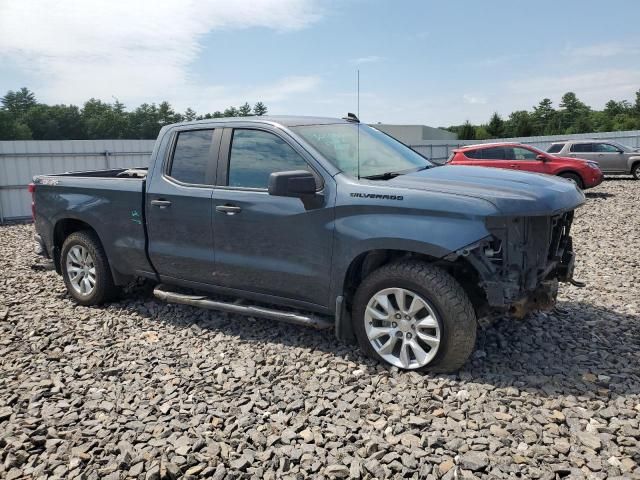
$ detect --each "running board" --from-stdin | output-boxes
[153,285,333,330]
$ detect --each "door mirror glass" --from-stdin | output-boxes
[268,170,317,197]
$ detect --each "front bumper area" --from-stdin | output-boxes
[584,168,604,189]
[450,211,577,316]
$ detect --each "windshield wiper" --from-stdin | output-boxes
[362,165,430,180]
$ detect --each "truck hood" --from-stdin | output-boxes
[386,165,585,216]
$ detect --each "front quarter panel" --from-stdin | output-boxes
[329,176,497,306]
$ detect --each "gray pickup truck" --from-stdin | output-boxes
[32,115,584,372]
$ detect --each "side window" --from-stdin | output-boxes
[595,143,619,153]
[570,143,593,153]
[482,147,506,160]
[169,129,215,185]
[547,143,564,154]
[512,147,538,160]
[463,149,482,159]
[228,129,311,189]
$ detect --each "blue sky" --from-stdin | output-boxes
[1,0,639,126]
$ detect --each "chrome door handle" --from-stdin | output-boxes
[151,199,172,208]
[216,205,242,215]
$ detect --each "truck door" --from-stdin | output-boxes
[211,127,335,308]
[146,127,221,284]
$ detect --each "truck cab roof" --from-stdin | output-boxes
[169,115,353,128]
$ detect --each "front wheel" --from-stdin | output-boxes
[352,260,477,373]
[559,172,584,189]
[60,230,119,306]
[632,163,640,180]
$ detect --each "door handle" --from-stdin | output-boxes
[151,199,172,208]
[509,164,520,168]
[216,204,242,215]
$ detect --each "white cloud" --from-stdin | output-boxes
[564,42,639,58]
[0,0,321,109]
[508,69,640,105]
[353,56,384,64]
[463,94,487,105]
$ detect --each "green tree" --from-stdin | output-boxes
[253,102,268,116]
[238,102,252,116]
[474,125,491,140]
[531,98,555,134]
[1,87,37,116]
[506,111,534,137]
[559,92,590,132]
[459,121,476,140]
[82,98,130,139]
[223,106,239,117]
[25,104,86,139]
[0,110,32,140]
[183,108,197,121]
[486,112,505,137]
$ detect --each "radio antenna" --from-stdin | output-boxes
[357,69,360,180]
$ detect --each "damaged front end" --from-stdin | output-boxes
[447,211,578,318]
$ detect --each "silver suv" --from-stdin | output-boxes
[547,140,640,179]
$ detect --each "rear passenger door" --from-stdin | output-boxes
[502,146,552,174]
[146,127,221,284]
[567,143,595,161]
[211,127,335,308]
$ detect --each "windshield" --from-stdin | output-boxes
[291,123,432,178]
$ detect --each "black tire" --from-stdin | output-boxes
[632,162,640,180]
[352,260,477,373]
[60,230,119,306]
[559,172,584,189]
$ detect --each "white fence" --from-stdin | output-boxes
[410,129,640,164]
[0,139,154,222]
[2,129,640,222]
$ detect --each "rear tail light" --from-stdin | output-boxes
[28,183,36,221]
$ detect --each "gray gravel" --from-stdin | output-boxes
[1,178,639,479]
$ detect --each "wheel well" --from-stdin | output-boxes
[557,170,584,187]
[52,219,98,270]
[342,249,488,315]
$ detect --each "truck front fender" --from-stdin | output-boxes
[328,212,491,311]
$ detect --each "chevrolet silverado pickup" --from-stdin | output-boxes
[32,115,585,372]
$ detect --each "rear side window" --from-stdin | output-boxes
[169,129,215,184]
[547,143,564,154]
[463,149,482,159]
[228,129,311,189]
[570,143,593,153]
[482,147,506,160]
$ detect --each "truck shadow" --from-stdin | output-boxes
[120,291,640,397]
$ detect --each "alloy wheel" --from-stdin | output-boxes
[364,287,441,369]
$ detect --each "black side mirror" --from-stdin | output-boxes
[268,170,317,197]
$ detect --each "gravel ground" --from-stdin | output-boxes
[1,178,639,480]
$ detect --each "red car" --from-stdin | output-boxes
[447,142,603,189]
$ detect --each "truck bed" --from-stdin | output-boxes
[34,168,154,280]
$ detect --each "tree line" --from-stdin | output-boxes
[446,90,640,140]
[0,87,268,140]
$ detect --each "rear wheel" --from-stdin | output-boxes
[632,162,640,180]
[61,231,118,305]
[352,260,477,372]
[559,172,584,189]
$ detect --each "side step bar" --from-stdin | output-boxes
[153,285,333,330]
